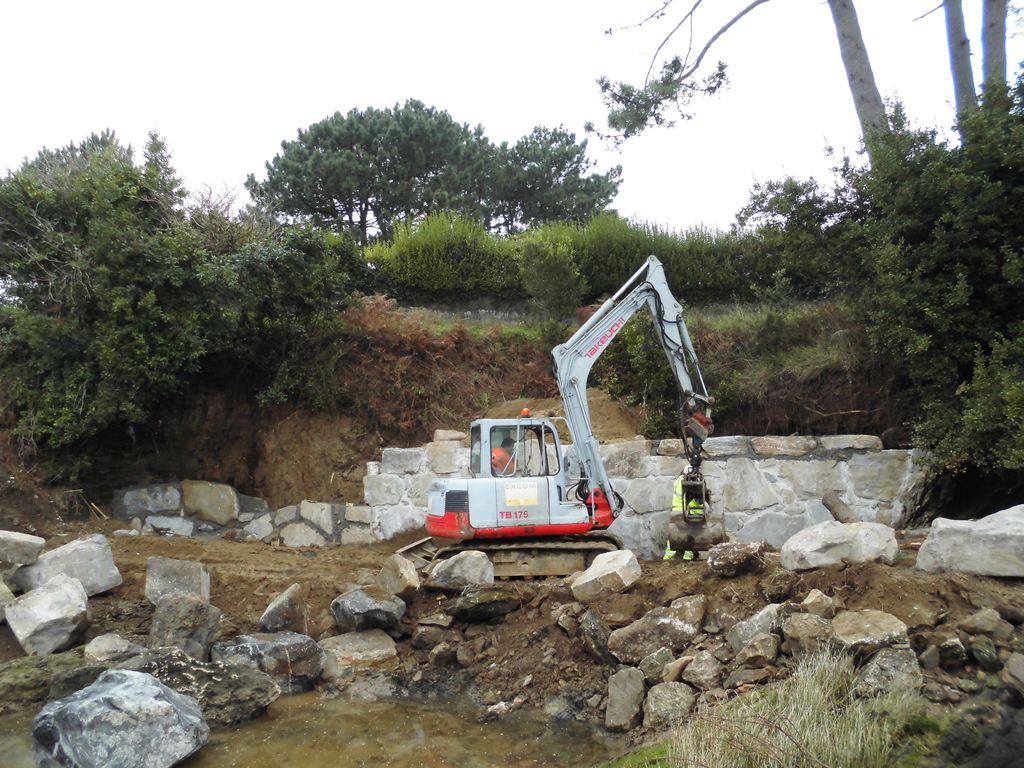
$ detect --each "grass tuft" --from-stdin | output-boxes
[663,650,930,768]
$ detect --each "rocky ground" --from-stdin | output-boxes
[3,507,1024,756]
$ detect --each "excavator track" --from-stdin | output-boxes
[399,533,623,578]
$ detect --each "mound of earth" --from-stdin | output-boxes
[485,389,640,442]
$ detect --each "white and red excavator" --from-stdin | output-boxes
[420,255,722,576]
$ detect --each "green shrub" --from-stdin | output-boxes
[519,232,587,347]
[369,212,520,295]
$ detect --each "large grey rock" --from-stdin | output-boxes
[181,480,239,526]
[734,510,816,549]
[143,516,195,537]
[855,646,922,696]
[426,551,494,591]
[149,593,221,661]
[605,667,645,732]
[84,633,145,664]
[242,514,275,542]
[819,435,884,451]
[781,520,898,570]
[145,557,210,604]
[372,505,426,540]
[608,604,701,664]
[381,447,426,474]
[443,583,521,622]
[433,429,466,443]
[681,651,724,690]
[0,648,88,712]
[727,604,781,653]
[121,646,280,725]
[600,441,651,477]
[426,441,466,474]
[639,647,675,685]
[735,632,780,668]
[0,529,45,565]
[363,474,406,506]
[957,608,1014,641]
[916,506,1024,576]
[621,476,673,514]
[376,554,421,601]
[579,609,617,666]
[643,682,696,728]
[330,587,406,633]
[13,534,122,597]
[706,541,765,577]
[702,436,751,457]
[320,630,398,680]
[782,613,834,657]
[259,583,307,633]
[210,632,324,694]
[608,510,670,561]
[299,500,337,534]
[114,484,182,518]
[669,595,707,628]
[570,549,641,603]
[751,436,817,457]
[279,523,328,547]
[831,610,908,656]
[32,669,208,768]
[6,575,89,656]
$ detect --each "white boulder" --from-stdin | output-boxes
[781,520,897,571]
[571,550,641,603]
[6,574,89,655]
[916,505,1024,576]
[12,534,122,596]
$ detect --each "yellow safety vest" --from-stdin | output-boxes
[672,475,686,513]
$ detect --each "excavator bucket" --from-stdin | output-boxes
[668,474,726,552]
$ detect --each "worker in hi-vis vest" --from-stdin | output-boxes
[667,474,704,560]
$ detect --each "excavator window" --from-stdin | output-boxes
[488,426,556,478]
[470,426,482,476]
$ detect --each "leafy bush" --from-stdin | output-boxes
[368,212,520,295]
[859,85,1024,469]
[0,134,219,456]
[0,134,359,475]
[519,231,588,346]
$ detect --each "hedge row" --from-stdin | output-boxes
[367,212,774,305]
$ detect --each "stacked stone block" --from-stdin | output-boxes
[366,433,926,558]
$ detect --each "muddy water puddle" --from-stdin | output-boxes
[1,693,622,767]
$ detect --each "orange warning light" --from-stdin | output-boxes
[520,408,531,418]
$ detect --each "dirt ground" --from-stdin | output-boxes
[2,394,1023,746]
[3,507,1023,729]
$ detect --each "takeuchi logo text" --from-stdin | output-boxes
[585,316,627,358]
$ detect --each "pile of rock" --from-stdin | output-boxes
[2,531,121,655]
[567,564,1024,733]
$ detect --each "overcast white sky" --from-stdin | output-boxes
[2,1,1021,232]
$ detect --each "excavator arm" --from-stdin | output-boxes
[552,255,711,517]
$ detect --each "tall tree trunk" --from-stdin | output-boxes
[982,0,1008,90]
[826,0,887,165]
[944,0,977,121]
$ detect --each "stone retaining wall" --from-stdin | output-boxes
[110,432,926,560]
[111,481,376,546]
[365,433,928,559]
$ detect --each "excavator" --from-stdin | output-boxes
[419,255,722,576]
